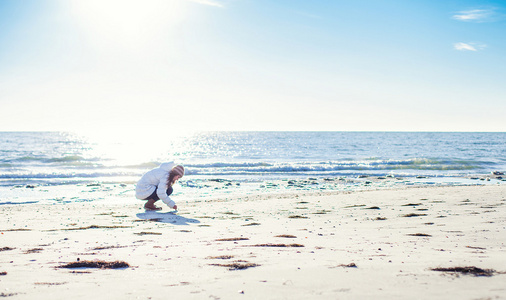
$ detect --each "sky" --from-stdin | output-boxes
[0,0,505,134]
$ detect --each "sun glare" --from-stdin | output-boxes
[65,0,188,51]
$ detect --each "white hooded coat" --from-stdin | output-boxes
[135,162,176,208]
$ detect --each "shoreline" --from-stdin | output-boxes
[1,184,505,299]
[1,172,505,206]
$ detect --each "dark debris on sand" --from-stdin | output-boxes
[91,245,127,250]
[402,213,427,217]
[24,248,43,254]
[466,246,486,250]
[407,233,432,237]
[330,263,357,268]
[59,260,130,269]
[0,292,18,297]
[216,237,249,241]
[252,243,304,248]
[209,262,259,271]
[242,222,261,226]
[34,282,67,286]
[431,266,497,277]
[288,215,308,219]
[64,225,132,230]
[134,231,162,235]
[206,255,234,260]
[275,235,297,238]
[313,210,332,214]
[0,247,15,252]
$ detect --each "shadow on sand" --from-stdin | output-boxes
[136,211,200,225]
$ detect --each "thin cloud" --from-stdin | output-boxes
[454,42,486,51]
[187,0,224,8]
[454,42,477,51]
[452,8,498,22]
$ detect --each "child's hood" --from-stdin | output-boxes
[159,162,176,172]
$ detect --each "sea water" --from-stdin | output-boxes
[1,131,505,204]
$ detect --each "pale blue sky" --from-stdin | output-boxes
[1,0,505,134]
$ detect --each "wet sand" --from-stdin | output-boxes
[1,185,505,299]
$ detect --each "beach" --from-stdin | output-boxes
[1,184,505,299]
[3,0,506,297]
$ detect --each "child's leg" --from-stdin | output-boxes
[143,189,162,210]
[144,199,162,210]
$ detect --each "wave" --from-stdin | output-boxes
[186,162,273,168]
[0,158,488,182]
[123,162,161,169]
[47,155,86,163]
[4,156,44,162]
[185,158,480,173]
[2,155,95,164]
[0,171,139,179]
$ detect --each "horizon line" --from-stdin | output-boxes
[1,130,505,134]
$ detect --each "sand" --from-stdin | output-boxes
[1,184,505,299]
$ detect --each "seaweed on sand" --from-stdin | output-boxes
[209,262,259,271]
[206,255,234,260]
[431,266,497,277]
[313,210,332,214]
[288,215,308,219]
[401,213,427,217]
[0,292,17,297]
[34,282,67,286]
[242,222,261,226]
[466,246,486,250]
[216,237,249,241]
[91,245,127,250]
[63,225,132,230]
[275,235,297,238]
[330,263,357,268]
[221,211,239,215]
[252,243,304,248]
[59,260,130,269]
[407,233,432,237]
[24,248,43,254]
[134,232,162,235]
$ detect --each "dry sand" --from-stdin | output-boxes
[1,185,505,299]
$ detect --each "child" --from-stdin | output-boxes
[135,162,185,211]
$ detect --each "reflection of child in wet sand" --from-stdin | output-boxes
[135,162,184,211]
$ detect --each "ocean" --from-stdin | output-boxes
[1,131,505,204]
